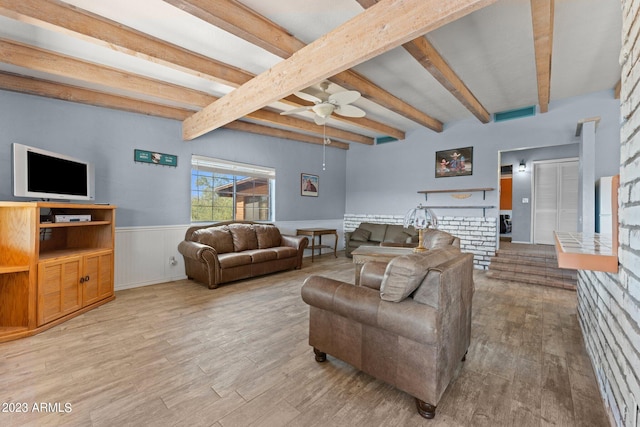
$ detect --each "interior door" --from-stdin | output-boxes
[533,160,578,244]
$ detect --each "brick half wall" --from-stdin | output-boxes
[344,214,496,270]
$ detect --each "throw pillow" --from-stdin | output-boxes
[379,253,431,302]
[350,227,371,242]
[228,223,258,251]
[192,226,234,254]
[254,224,282,248]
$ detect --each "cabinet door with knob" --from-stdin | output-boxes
[37,250,113,326]
[82,251,113,306]
[37,256,83,326]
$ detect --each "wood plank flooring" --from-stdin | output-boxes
[0,253,609,426]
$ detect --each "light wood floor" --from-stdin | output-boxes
[0,253,609,426]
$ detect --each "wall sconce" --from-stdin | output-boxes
[518,160,526,172]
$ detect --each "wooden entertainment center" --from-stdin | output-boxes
[0,202,115,343]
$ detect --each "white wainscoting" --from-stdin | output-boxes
[114,219,344,291]
[115,225,190,291]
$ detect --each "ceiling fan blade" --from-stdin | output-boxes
[334,104,366,118]
[329,90,361,105]
[314,115,328,125]
[293,91,322,103]
[280,106,312,115]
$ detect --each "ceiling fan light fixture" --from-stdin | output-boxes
[313,103,335,118]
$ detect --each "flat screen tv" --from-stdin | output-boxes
[13,143,95,201]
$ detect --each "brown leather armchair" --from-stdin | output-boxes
[301,247,474,419]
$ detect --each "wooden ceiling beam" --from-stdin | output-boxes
[0,0,388,139]
[280,95,405,140]
[0,71,193,120]
[401,37,490,123]
[0,0,253,88]
[225,121,349,150]
[357,0,490,124]
[166,0,440,133]
[0,71,349,148]
[0,38,213,108]
[0,40,371,144]
[530,0,554,113]
[329,70,443,132]
[247,109,374,145]
[181,0,495,140]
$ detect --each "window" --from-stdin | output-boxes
[191,155,275,222]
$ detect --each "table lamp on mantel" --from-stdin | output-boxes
[403,204,438,252]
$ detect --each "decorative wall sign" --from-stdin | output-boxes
[134,149,177,167]
[435,146,473,178]
[301,173,319,197]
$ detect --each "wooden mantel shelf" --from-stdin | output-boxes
[418,187,494,201]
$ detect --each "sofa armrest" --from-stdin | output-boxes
[302,275,438,345]
[281,234,309,269]
[178,240,219,262]
[281,234,308,250]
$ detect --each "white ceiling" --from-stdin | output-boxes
[0,0,623,143]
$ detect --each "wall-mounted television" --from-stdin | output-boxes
[13,143,95,201]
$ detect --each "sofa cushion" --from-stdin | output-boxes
[270,246,298,259]
[254,224,282,248]
[379,253,431,302]
[192,226,234,254]
[380,248,461,302]
[423,229,455,248]
[228,223,258,252]
[359,223,388,243]
[244,249,278,263]
[350,227,371,242]
[217,252,252,268]
[383,225,413,243]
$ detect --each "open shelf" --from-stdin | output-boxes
[40,220,111,229]
[0,265,30,274]
[0,201,116,342]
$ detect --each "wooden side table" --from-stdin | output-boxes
[296,228,338,262]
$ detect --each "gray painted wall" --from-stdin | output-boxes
[345,90,621,243]
[0,90,346,226]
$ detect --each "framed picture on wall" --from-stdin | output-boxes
[301,173,319,197]
[435,146,473,177]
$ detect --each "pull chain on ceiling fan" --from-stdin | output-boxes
[281,82,363,171]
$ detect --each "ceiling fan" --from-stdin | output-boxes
[280,82,366,125]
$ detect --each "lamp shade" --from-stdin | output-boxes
[403,204,438,230]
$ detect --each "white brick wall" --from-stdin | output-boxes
[344,214,496,270]
[577,2,640,426]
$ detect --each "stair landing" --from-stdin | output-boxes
[487,242,577,291]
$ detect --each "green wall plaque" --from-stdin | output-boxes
[134,149,177,167]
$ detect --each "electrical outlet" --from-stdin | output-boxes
[522,197,529,204]
[169,256,178,266]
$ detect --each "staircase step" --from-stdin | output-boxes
[488,260,577,281]
[486,270,576,291]
[488,244,577,290]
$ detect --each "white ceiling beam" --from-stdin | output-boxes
[182,0,496,140]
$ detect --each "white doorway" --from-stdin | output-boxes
[532,159,579,244]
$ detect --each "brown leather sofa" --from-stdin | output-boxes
[344,222,461,257]
[301,247,474,419]
[178,221,308,288]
